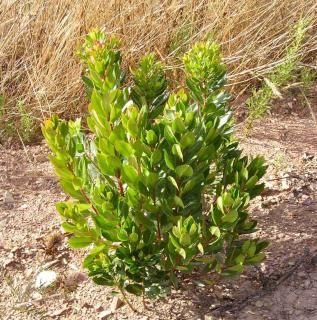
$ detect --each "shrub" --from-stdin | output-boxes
[42,30,268,301]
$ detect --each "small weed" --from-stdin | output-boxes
[300,66,315,92]
[17,100,35,142]
[0,95,15,142]
[245,18,310,134]
[274,151,288,171]
[169,20,195,58]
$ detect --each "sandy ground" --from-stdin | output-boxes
[0,113,317,320]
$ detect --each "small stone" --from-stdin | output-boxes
[98,310,112,319]
[255,300,264,308]
[3,191,14,204]
[25,268,33,277]
[3,258,16,268]
[95,304,104,312]
[35,154,48,163]
[49,307,69,317]
[262,197,278,208]
[35,270,58,289]
[42,259,60,270]
[31,291,42,300]
[64,272,88,289]
[204,315,215,320]
[19,204,28,210]
[111,296,124,311]
[304,279,310,289]
[302,152,314,161]
[298,271,306,278]
[0,240,5,250]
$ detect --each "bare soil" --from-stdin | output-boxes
[1,113,317,320]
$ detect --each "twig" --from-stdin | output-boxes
[299,62,317,70]
[119,287,139,313]
[300,88,317,130]
[142,292,148,310]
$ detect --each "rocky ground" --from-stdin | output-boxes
[0,112,317,320]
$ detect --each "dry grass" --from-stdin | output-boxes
[0,0,316,129]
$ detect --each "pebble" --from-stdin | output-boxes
[3,191,14,203]
[255,300,264,308]
[262,197,278,208]
[35,270,58,289]
[98,310,112,319]
[303,279,311,289]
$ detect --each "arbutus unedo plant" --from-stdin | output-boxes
[42,29,269,307]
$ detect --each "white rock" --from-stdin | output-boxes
[35,270,57,289]
[4,191,14,203]
[98,310,112,319]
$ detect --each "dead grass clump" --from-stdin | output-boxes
[0,0,316,132]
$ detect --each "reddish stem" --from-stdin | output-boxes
[116,171,124,196]
[79,188,99,215]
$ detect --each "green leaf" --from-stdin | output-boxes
[68,236,93,249]
[246,175,259,189]
[174,195,184,208]
[118,229,129,241]
[222,264,244,276]
[125,284,143,296]
[178,248,186,259]
[210,226,220,238]
[129,232,139,242]
[217,197,224,213]
[256,241,270,254]
[223,192,234,207]
[61,222,77,233]
[242,240,251,254]
[122,164,139,183]
[97,154,121,176]
[197,243,204,254]
[169,233,181,249]
[180,132,195,148]
[172,144,183,161]
[222,210,238,223]
[172,118,186,133]
[115,140,134,157]
[189,223,197,236]
[164,125,176,144]
[247,242,256,257]
[151,149,162,165]
[235,254,245,265]
[180,232,191,246]
[168,176,178,190]
[127,118,138,137]
[246,252,266,264]
[146,130,157,145]
[175,164,193,178]
[164,150,175,170]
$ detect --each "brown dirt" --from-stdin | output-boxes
[1,114,317,320]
